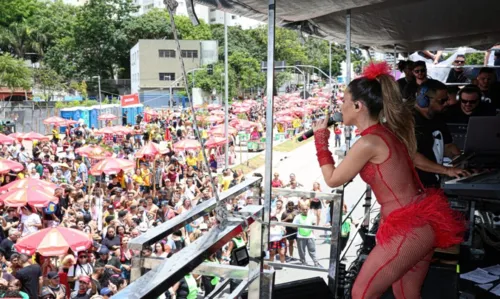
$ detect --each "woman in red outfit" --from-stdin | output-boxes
[312,62,464,299]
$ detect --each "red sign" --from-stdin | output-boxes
[120,93,139,107]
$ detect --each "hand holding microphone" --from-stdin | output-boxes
[297,112,343,142]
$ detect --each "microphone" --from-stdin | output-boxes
[297,112,343,142]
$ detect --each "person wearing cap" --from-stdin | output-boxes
[70,275,94,299]
[45,271,66,298]
[95,246,121,275]
[100,287,113,298]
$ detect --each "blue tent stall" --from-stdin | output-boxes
[91,104,122,127]
[89,108,98,129]
[122,104,144,125]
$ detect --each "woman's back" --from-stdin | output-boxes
[359,124,422,218]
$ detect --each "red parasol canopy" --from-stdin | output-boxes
[0,159,24,174]
[0,178,57,194]
[204,136,228,148]
[98,113,117,121]
[233,120,258,131]
[135,141,164,159]
[15,227,92,256]
[232,107,250,114]
[0,133,15,145]
[8,132,24,141]
[210,110,226,116]
[75,145,112,160]
[207,104,222,110]
[209,125,238,137]
[173,139,201,151]
[276,116,295,123]
[0,188,58,208]
[43,116,68,126]
[90,158,135,175]
[22,132,50,141]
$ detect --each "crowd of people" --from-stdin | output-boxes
[0,86,348,299]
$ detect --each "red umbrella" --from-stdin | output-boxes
[234,120,258,131]
[43,116,68,126]
[232,107,250,114]
[135,141,163,159]
[15,227,92,256]
[22,132,50,141]
[64,119,79,126]
[98,113,117,121]
[204,136,228,148]
[0,133,15,145]
[90,158,135,175]
[0,159,24,174]
[144,110,159,117]
[75,145,112,160]
[95,127,127,136]
[9,132,24,141]
[276,116,295,123]
[210,110,226,116]
[173,139,201,151]
[207,104,221,110]
[206,115,223,123]
[0,188,58,208]
[0,178,57,194]
[209,125,238,137]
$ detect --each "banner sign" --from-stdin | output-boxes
[120,93,139,107]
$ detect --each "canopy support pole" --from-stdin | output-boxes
[345,10,352,84]
[262,1,276,295]
[329,41,332,88]
[393,44,398,77]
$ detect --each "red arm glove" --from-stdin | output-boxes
[314,128,335,167]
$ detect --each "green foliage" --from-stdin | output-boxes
[0,53,32,91]
[174,16,212,40]
[55,99,99,109]
[34,65,66,99]
[465,52,484,65]
[0,0,365,98]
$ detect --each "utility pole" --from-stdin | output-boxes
[224,12,229,167]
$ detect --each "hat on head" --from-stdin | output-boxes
[100,287,113,295]
[98,247,110,255]
[108,204,114,210]
[78,275,91,284]
[47,271,59,279]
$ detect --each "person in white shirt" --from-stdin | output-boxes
[293,201,320,267]
[20,206,42,237]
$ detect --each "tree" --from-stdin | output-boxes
[33,64,66,100]
[0,54,32,99]
[72,0,138,79]
[228,51,264,96]
[0,22,47,58]
[124,9,172,42]
[465,52,484,65]
[0,0,42,28]
[173,15,212,40]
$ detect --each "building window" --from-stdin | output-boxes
[159,73,175,81]
[232,15,237,19]
[210,8,216,12]
[158,49,176,58]
[181,50,198,58]
[210,18,216,22]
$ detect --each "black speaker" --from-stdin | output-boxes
[242,276,333,299]
[380,263,458,299]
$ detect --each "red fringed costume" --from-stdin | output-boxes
[351,124,465,298]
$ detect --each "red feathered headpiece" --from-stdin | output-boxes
[362,62,391,80]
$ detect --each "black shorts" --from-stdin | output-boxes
[285,227,297,240]
[310,200,321,210]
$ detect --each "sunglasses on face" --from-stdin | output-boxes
[436,98,448,105]
[461,99,478,105]
[78,255,88,259]
[413,69,426,74]
[454,60,465,64]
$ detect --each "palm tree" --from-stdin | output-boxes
[0,22,47,58]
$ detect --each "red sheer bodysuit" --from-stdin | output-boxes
[351,124,465,299]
